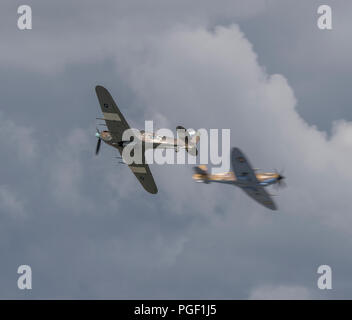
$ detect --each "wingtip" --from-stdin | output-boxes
[231,147,242,154]
[147,184,158,194]
[95,85,107,93]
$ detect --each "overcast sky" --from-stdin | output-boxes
[1,0,352,299]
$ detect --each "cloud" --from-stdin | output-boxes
[49,128,92,210]
[249,285,312,300]
[0,0,269,73]
[1,1,352,299]
[114,24,352,228]
[0,185,25,219]
[0,112,37,161]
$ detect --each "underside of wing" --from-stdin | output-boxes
[95,85,158,194]
[128,163,158,194]
[95,85,130,143]
[240,185,277,210]
[127,145,158,194]
[231,147,258,184]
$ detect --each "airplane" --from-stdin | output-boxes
[192,147,286,210]
[94,85,200,194]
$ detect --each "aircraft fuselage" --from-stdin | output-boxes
[193,171,281,187]
[97,130,189,151]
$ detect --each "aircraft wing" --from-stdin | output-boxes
[95,85,131,143]
[231,147,258,185]
[240,185,277,210]
[95,85,158,194]
[231,147,276,210]
[125,161,158,194]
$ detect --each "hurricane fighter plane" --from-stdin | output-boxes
[192,147,285,210]
[94,85,200,194]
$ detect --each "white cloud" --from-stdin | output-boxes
[110,24,352,232]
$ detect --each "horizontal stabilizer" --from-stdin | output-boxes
[192,165,210,184]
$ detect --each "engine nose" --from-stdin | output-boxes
[275,172,286,189]
[99,131,113,142]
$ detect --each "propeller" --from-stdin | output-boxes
[274,169,286,189]
[95,128,102,155]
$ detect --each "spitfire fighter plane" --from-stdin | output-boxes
[94,85,200,194]
[192,148,285,210]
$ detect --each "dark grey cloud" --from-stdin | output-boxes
[0,0,352,299]
[238,0,352,132]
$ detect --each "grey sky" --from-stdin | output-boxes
[0,1,352,299]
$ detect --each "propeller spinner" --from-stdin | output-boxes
[274,169,286,189]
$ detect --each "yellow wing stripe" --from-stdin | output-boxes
[103,112,121,121]
[130,166,147,174]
